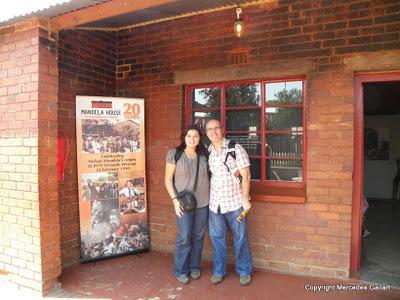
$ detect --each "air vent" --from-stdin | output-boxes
[229,48,249,65]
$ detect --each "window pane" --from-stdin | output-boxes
[192,111,220,133]
[266,133,303,157]
[266,81,302,105]
[226,109,261,131]
[226,83,261,107]
[225,134,261,156]
[191,88,221,108]
[266,107,302,131]
[266,159,302,182]
[250,158,261,180]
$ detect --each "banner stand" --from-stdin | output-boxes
[76,96,149,262]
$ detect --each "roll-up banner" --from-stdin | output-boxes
[76,96,148,262]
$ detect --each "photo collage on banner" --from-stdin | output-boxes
[76,96,148,262]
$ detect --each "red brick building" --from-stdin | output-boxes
[1,0,400,295]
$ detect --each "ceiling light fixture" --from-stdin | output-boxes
[234,7,244,38]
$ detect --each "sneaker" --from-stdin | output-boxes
[240,275,251,286]
[210,274,224,285]
[176,274,189,284]
[190,270,201,280]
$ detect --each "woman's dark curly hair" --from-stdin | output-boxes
[176,124,207,155]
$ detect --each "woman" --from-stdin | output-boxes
[165,125,210,284]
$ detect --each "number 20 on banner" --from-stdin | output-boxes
[124,103,140,118]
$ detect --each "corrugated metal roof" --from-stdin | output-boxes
[0,0,111,27]
[0,0,269,30]
[82,0,248,28]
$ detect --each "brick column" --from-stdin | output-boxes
[0,18,61,295]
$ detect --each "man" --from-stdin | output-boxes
[119,180,141,197]
[205,119,252,286]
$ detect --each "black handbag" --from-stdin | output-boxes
[174,154,200,212]
[176,190,197,211]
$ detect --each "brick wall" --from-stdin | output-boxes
[55,0,400,278]
[58,30,116,267]
[38,23,61,292]
[112,0,400,278]
[0,18,60,294]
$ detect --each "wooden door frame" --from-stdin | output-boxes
[351,71,400,275]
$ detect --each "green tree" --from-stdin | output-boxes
[270,88,302,105]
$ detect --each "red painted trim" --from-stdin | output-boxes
[251,185,305,200]
[188,107,222,112]
[265,130,304,134]
[266,156,302,160]
[221,86,226,129]
[261,82,266,180]
[185,77,305,89]
[251,180,305,188]
[351,71,400,276]
[265,104,303,108]
[187,77,306,186]
[352,75,363,276]
[185,86,191,128]
[302,79,308,186]
[225,106,262,110]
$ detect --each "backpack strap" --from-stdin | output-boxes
[223,140,242,184]
[174,149,183,164]
[224,140,237,168]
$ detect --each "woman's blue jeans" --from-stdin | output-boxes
[209,207,252,277]
[174,206,208,276]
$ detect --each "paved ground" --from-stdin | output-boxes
[1,251,400,299]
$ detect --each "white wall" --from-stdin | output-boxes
[364,114,400,200]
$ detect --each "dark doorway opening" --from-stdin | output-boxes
[361,80,400,287]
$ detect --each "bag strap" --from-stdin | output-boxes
[224,140,237,172]
[193,153,200,191]
[174,149,183,164]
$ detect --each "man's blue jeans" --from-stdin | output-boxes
[174,206,208,276]
[209,207,252,277]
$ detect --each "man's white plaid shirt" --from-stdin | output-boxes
[208,138,250,214]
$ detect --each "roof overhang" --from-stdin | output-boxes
[1,0,277,32]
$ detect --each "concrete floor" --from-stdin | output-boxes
[46,251,400,300]
[360,201,400,288]
[2,251,399,299]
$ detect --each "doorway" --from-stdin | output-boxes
[352,73,400,287]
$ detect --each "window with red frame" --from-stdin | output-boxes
[186,78,305,185]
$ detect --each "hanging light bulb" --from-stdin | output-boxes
[234,7,244,38]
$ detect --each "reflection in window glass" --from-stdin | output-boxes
[250,158,261,180]
[266,107,302,130]
[192,111,221,134]
[226,134,261,156]
[266,133,303,157]
[226,84,261,107]
[266,81,302,105]
[266,159,302,182]
[226,109,261,131]
[191,88,221,108]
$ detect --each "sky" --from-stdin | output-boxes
[0,0,69,22]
